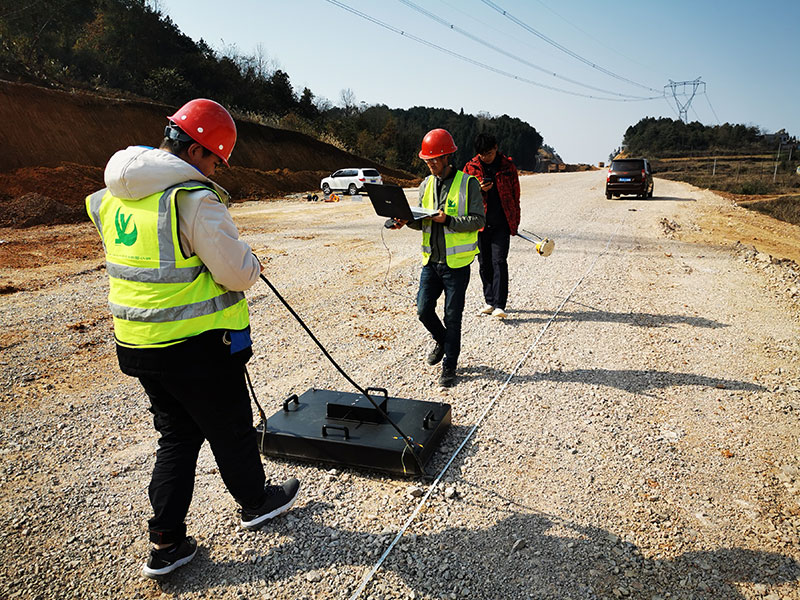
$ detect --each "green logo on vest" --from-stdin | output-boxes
[446,198,457,210]
[114,208,138,246]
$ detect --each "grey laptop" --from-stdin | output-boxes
[364,183,439,221]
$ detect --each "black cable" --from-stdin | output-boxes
[380,225,416,302]
[258,273,426,476]
[244,366,266,421]
[244,366,268,453]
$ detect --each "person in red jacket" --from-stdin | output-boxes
[463,133,521,318]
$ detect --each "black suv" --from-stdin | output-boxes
[605,158,654,199]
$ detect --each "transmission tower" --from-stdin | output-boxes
[665,78,705,123]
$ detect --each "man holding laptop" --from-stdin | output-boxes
[385,128,485,387]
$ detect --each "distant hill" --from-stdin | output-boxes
[620,117,795,158]
[615,117,799,200]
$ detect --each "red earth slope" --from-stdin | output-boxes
[0,80,417,227]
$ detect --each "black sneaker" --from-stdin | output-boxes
[240,478,301,530]
[439,366,456,387]
[426,342,445,365]
[142,536,197,579]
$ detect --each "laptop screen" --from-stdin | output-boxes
[364,183,438,220]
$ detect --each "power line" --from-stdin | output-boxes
[479,0,664,94]
[324,0,662,102]
[661,87,719,126]
[397,0,658,100]
[704,92,721,125]
[530,0,660,76]
[662,94,679,120]
[436,0,543,55]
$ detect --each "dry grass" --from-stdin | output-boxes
[738,195,800,227]
[652,156,800,225]
[653,156,799,195]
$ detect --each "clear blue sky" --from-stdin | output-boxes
[159,0,799,165]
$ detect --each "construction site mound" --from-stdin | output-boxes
[0,80,418,228]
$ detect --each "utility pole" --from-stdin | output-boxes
[665,78,705,123]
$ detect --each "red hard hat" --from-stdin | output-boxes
[419,128,458,160]
[167,99,237,166]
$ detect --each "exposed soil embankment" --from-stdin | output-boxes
[0,80,418,227]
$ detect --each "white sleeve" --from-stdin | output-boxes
[177,190,260,292]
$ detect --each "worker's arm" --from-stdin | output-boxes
[405,178,430,231]
[177,190,261,291]
[507,161,521,235]
[509,161,521,204]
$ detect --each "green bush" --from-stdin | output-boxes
[735,180,773,195]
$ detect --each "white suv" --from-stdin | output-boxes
[320,168,382,195]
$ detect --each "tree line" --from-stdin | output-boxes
[619,116,794,159]
[0,0,542,174]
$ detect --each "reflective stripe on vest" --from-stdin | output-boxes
[85,182,249,348]
[420,170,479,268]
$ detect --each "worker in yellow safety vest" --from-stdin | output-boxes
[86,98,300,579]
[387,128,485,387]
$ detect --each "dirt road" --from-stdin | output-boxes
[1,171,799,599]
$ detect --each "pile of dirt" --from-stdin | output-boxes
[0,192,87,228]
[218,167,329,201]
[0,80,418,228]
[0,163,104,227]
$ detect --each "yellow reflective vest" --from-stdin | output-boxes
[86,181,249,348]
[420,170,479,268]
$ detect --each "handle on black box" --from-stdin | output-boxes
[423,410,435,430]
[282,394,299,412]
[365,387,388,401]
[322,424,350,439]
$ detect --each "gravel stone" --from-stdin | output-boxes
[2,173,799,599]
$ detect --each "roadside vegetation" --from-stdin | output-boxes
[652,153,799,196]
[737,195,800,227]
[0,0,541,176]
[616,117,799,225]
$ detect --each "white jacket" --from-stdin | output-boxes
[104,146,260,292]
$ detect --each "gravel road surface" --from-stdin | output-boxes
[1,171,799,599]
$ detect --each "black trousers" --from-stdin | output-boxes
[477,225,511,309]
[139,365,266,544]
[417,261,471,369]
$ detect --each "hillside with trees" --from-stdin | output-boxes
[0,0,542,175]
[616,117,799,210]
[619,117,792,159]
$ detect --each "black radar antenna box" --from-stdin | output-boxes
[257,387,451,477]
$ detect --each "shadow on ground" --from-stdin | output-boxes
[608,195,697,202]
[457,364,764,396]
[159,504,799,599]
[509,307,727,329]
